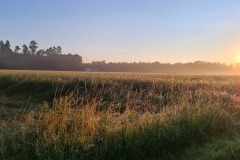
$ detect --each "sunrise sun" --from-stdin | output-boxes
[235,54,240,63]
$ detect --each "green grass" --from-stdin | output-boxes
[174,131,240,160]
[0,70,240,159]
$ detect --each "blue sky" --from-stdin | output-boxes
[1,0,240,63]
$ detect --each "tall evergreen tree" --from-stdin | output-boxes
[36,49,45,56]
[22,44,29,55]
[4,40,12,54]
[29,40,38,55]
[14,46,21,53]
[57,46,62,55]
[0,41,4,55]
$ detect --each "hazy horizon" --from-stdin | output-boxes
[1,0,240,64]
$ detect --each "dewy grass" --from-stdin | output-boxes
[0,93,234,160]
[175,132,240,160]
[0,71,239,159]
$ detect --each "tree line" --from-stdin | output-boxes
[84,60,237,74]
[1,40,239,73]
[0,40,83,70]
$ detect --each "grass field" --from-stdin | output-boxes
[1,70,240,159]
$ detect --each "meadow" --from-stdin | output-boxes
[0,70,240,159]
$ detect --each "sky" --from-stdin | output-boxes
[1,0,240,64]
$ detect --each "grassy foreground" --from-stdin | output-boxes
[0,70,240,159]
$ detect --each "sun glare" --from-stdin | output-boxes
[235,54,240,63]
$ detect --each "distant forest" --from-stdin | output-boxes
[0,40,82,71]
[0,40,239,73]
[84,61,238,74]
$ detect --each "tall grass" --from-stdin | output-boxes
[0,93,234,159]
[0,71,239,159]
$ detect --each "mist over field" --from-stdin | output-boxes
[1,39,240,75]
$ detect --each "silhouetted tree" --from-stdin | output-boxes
[36,49,45,56]
[57,46,62,55]
[0,40,12,55]
[3,40,12,54]
[52,46,58,55]
[0,41,4,55]
[14,46,21,53]
[22,44,29,55]
[45,47,54,56]
[29,40,38,55]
